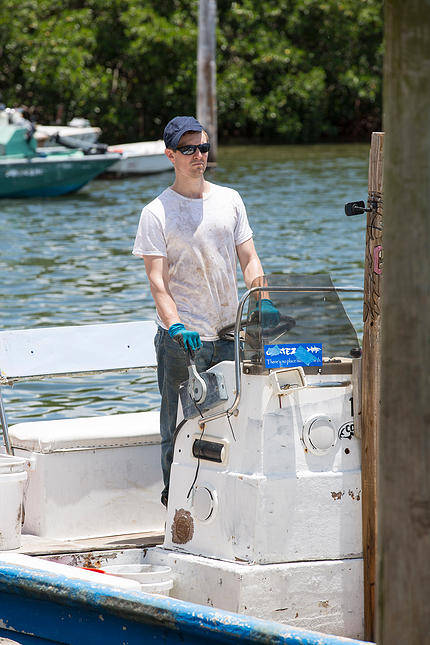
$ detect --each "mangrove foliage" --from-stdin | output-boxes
[0,0,383,143]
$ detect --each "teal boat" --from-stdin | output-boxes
[0,120,120,198]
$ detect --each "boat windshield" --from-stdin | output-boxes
[243,274,361,368]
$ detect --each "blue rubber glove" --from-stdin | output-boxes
[253,299,281,328]
[168,323,202,351]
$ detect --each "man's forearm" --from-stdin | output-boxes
[242,255,264,289]
[149,282,182,329]
[143,256,182,329]
[237,239,265,290]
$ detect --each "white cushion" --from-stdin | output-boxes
[9,410,160,453]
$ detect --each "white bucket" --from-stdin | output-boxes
[0,454,28,550]
[103,564,173,596]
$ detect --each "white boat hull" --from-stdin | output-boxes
[107,140,173,175]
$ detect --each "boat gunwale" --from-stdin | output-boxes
[0,559,373,645]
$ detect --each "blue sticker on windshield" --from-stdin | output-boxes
[264,343,323,369]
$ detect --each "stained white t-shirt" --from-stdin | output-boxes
[132,182,252,340]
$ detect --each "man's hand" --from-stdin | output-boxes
[251,299,281,328]
[168,323,202,351]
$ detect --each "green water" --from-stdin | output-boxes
[0,143,368,423]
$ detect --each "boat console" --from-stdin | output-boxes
[144,274,365,637]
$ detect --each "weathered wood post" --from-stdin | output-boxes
[197,0,217,163]
[378,1,430,643]
[361,132,384,642]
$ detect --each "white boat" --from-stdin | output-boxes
[106,140,173,176]
[0,106,102,148]
[34,117,101,146]
[35,123,102,147]
[0,275,368,644]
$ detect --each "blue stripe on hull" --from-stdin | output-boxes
[0,561,373,645]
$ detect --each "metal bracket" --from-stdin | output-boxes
[345,199,379,216]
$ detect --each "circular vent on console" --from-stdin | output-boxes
[192,486,217,521]
[302,414,337,455]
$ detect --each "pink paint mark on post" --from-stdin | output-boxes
[373,245,382,275]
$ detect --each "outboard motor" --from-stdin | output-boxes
[55,133,108,155]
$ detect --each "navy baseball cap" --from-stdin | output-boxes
[163,116,203,150]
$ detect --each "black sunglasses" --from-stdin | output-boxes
[176,143,210,155]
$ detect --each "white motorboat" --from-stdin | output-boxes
[106,140,173,176]
[35,123,102,146]
[0,275,368,644]
[35,117,102,146]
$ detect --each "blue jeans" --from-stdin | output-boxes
[154,326,234,499]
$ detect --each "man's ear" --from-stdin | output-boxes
[165,148,175,165]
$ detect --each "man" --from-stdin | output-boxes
[133,116,278,507]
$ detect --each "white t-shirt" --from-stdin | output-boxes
[132,182,253,340]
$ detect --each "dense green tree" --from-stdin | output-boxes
[0,0,382,143]
[217,0,382,141]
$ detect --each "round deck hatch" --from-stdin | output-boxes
[302,414,337,455]
[192,486,217,521]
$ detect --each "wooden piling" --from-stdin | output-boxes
[378,2,430,643]
[361,131,384,642]
[197,0,217,163]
